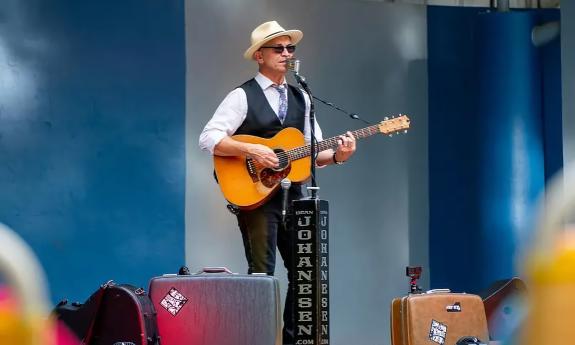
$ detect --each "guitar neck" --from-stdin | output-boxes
[285,124,382,161]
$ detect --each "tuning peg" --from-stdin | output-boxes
[388,134,393,138]
[404,130,408,134]
[384,116,389,120]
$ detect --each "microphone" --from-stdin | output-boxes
[286,58,300,75]
[281,178,292,223]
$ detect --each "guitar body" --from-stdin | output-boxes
[214,127,311,210]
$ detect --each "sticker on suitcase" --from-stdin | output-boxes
[446,301,462,312]
[159,287,188,316]
[428,319,447,344]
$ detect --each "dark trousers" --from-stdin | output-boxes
[236,187,302,345]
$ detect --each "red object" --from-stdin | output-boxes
[149,270,281,345]
[481,277,527,340]
[56,322,81,345]
[55,282,159,344]
[1,285,80,345]
[0,285,18,311]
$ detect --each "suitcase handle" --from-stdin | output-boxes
[426,288,451,294]
[197,267,233,274]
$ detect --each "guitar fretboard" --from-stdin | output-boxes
[283,124,382,161]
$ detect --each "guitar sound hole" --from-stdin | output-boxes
[272,148,289,172]
[255,148,291,188]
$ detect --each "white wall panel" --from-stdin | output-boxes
[185,1,428,343]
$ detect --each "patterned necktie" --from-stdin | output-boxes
[273,84,288,123]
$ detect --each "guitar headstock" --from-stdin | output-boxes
[378,114,411,136]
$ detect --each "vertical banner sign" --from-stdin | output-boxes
[292,199,330,345]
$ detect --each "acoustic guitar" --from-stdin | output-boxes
[214,115,410,209]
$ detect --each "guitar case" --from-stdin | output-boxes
[54,281,160,345]
[480,277,527,341]
[148,267,281,345]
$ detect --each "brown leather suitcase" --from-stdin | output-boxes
[391,291,489,345]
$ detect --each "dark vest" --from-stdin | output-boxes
[234,78,306,137]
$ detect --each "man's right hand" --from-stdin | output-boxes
[213,137,278,168]
[247,143,279,168]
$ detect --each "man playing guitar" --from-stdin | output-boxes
[198,20,356,345]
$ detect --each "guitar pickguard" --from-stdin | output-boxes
[259,166,291,188]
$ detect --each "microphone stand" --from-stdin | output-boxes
[290,67,370,200]
[292,71,319,199]
[288,59,341,345]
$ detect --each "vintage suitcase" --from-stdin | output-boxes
[391,290,489,345]
[148,267,281,345]
[55,281,160,345]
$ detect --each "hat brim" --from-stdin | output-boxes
[243,30,303,60]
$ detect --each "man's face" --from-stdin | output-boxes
[255,35,294,75]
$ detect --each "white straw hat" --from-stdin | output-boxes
[243,21,303,60]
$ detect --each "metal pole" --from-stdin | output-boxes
[497,0,510,12]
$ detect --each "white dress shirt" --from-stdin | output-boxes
[199,73,323,154]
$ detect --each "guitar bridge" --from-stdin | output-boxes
[246,158,259,182]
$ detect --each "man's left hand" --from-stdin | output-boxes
[334,131,356,163]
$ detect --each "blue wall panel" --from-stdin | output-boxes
[428,6,562,292]
[539,12,563,180]
[0,0,185,302]
[428,6,486,292]
[475,11,545,287]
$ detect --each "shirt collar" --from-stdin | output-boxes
[255,73,287,90]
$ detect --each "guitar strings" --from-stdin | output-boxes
[282,125,378,160]
[246,122,387,171]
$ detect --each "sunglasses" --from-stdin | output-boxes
[260,45,296,54]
